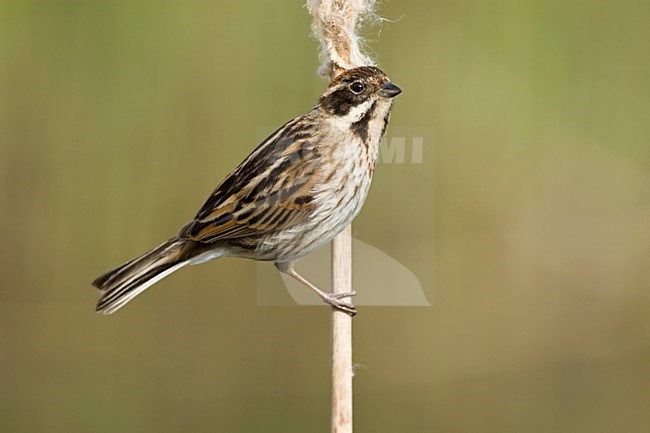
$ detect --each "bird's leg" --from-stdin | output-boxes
[275,262,357,316]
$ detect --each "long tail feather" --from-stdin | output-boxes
[92,238,189,314]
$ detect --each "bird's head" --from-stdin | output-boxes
[318,66,402,119]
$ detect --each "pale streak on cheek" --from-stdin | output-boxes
[347,99,375,121]
[329,98,375,131]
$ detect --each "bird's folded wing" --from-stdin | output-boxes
[178,115,322,243]
[181,186,316,243]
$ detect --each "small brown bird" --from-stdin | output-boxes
[93,66,401,316]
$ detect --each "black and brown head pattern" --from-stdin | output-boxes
[318,66,402,116]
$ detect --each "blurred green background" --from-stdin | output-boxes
[1,1,649,432]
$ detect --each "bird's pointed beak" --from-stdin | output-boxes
[380,81,402,98]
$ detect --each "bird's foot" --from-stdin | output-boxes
[324,290,357,316]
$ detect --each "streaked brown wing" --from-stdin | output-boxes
[184,189,316,242]
[179,116,320,243]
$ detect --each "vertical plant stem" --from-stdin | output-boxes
[331,224,353,433]
[307,1,378,431]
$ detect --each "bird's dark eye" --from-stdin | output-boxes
[349,81,365,94]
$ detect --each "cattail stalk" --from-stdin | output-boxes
[307,1,377,431]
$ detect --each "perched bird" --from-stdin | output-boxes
[93,66,401,316]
